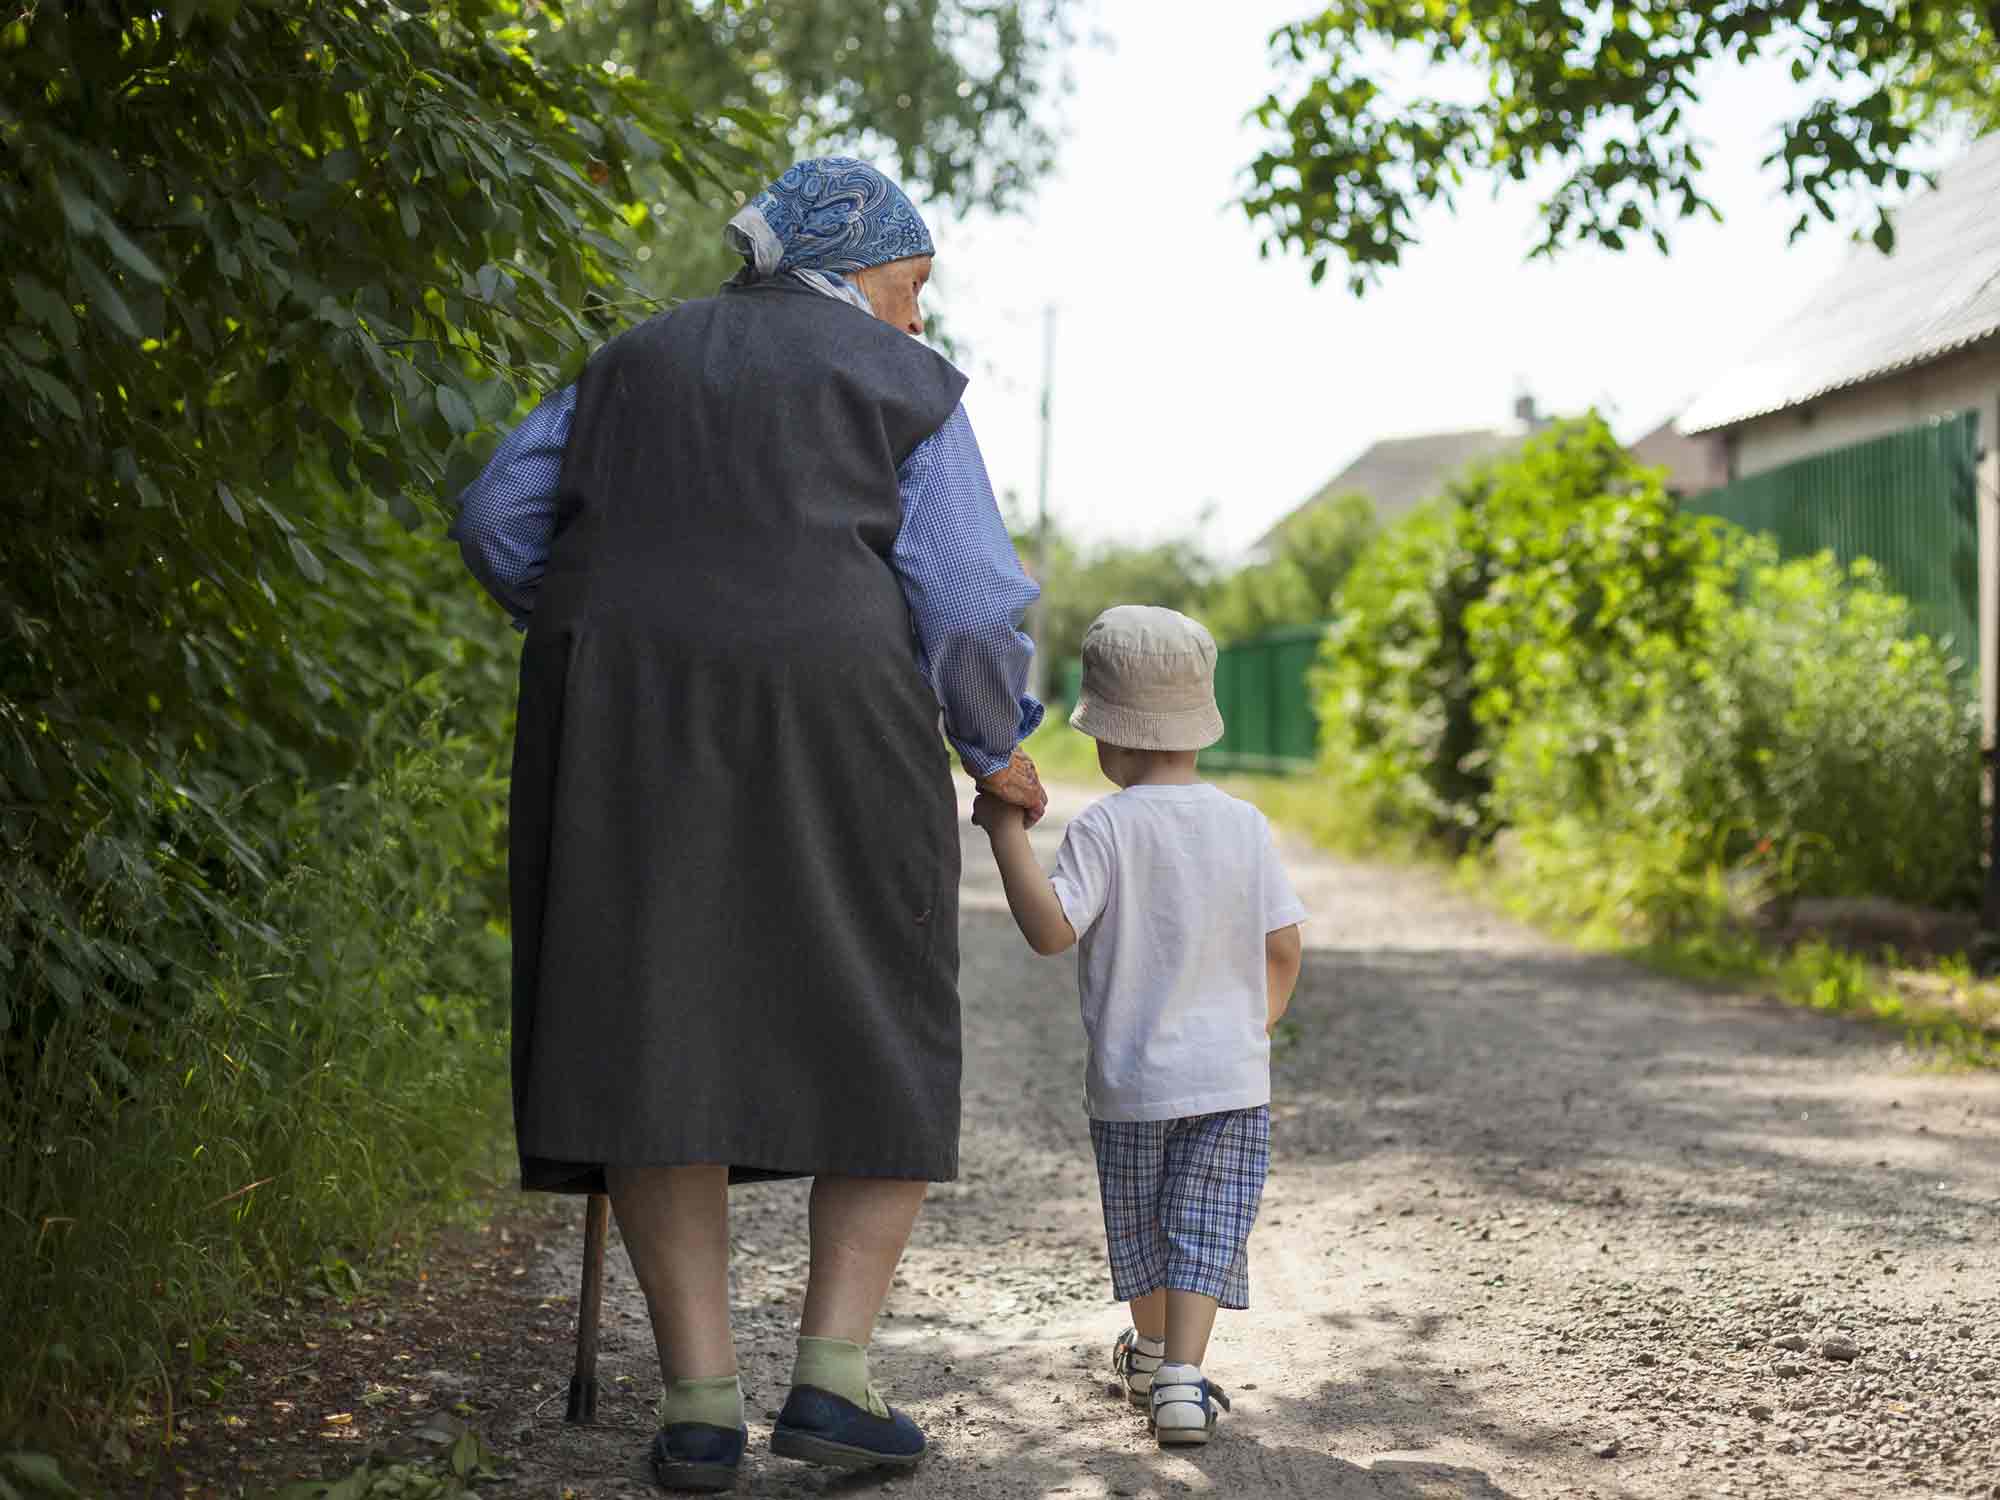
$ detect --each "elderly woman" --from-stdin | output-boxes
[451,157,1047,1492]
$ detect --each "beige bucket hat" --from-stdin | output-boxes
[1068,605,1225,752]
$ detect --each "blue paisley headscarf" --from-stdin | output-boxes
[725,157,934,313]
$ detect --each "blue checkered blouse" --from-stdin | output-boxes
[450,386,1044,778]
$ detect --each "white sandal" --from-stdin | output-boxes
[1111,1327,1163,1408]
[1150,1362,1230,1446]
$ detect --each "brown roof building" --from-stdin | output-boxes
[1626,418,1729,499]
[1255,398,1549,553]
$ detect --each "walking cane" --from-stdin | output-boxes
[565,1192,611,1423]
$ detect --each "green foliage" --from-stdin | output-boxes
[1315,500,1486,837]
[1498,551,1983,926]
[0,692,511,1448]
[547,1,1075,215]
[1312,417,1676,840]
[276,1428,501,1499]
[1020,531,1216,672]
[1021,714,1102,785]
[0,1451,79,1499]
[1204,492,1375,644]
[514,1,1078,320]
[1243,1,2000,291]
[1460,420,1741,825]
[1314,415,1983,928]
[1,1,1079,1464]
[1,0,746,1051]
[0,0,729,1457]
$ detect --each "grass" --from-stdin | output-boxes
[0,723,518,1489]
[1184,759,2000,1070]
[1623,927,2000,1067]
[1021,715,1103,785]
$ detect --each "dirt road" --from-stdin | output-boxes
[506,782,2000,1500]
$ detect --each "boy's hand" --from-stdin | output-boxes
[974,747,1048,828]
[971,791,1025,836]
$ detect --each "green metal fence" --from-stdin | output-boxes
[1683,411,1982,679]
[1204,623,1330,773]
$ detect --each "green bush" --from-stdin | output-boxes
[1313,416,1982,924]
[0,678,511,1441]
[0,4,657,1446]
[1310,417,1652,839]
[1203,493,1376,645]
[1,1,1079,1467]
[1314,499,1486,839]
[1497,549,1982,926]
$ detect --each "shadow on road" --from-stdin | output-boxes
[1270,945,1998,1234]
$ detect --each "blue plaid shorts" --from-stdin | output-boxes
[1088,1106,1270,1310]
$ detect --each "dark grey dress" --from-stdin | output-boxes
[507,281,969,1193]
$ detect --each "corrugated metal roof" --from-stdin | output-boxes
[1680,132,2000,435]
[1256,428,1527,551]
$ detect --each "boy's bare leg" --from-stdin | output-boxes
[1163,1289,1220,1367]
[606,1164,737,1380]
[799,1175,929,1343]
[1129,1289,1167,1342]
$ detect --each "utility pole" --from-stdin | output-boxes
[1030,303,1057,703]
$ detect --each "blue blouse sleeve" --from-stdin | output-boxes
[448,385,576,629]
[891,404,1046,777]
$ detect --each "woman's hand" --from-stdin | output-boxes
[974,748,1048,828]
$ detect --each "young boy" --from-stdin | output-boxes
[971,605,1305,1447]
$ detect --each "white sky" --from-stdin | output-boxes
[928,0,1955,558]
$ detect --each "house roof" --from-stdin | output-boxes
[1256,428,1526,551]
[1679,132,2000,435]
[1626,418,1729,496]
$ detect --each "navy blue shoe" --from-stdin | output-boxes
[769,1384,926,1471]
[649,1422,747,1493]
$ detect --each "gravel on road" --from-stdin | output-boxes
[492,781,2000,1500]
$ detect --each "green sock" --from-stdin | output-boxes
[792,1336,889,1418]
[658,1374,744,1430]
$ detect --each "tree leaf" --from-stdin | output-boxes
[7,328,52,364]
[11,273,79,348]
[434,385,477,436]
[54,177,97,234]
[18,366,83,423]
[0,1451,78,1497]
[288,537,326,584]
[95,214,167,285]
[254,494,298,535]
[73,257,143,339]
[217,481,246,527]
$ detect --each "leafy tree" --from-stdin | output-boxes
[1017,527,1216,673]
[1318,416,1722,842]
[1497,547,1982,922]
[538,0,1078,302]
[1,0,753,1045]
[1203,492,1375,643]
[1,0,1078,1453]
[1,0,1075,1048]
[1242,1,2000,291]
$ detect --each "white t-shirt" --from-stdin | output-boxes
[1049,783,1307,1123]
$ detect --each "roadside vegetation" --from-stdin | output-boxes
[0,0,1074,1485]
[1031,419,2000,1067]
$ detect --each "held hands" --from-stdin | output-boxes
[970,791,1025,836]
[973,747,1047,829]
